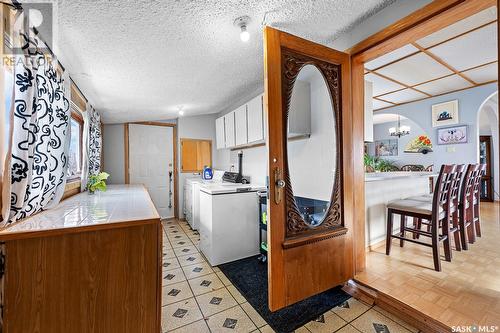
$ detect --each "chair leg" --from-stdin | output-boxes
[400,214,406,247]
[431,218,441,272]
[452,211,461,251]
[412,217,417,239]
[386,210,393,255]
[442,218,452,262]
[459,208,469,250]
[474,203,482,237]
[467,206,476,244]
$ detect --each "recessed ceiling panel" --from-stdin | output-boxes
[461,62,498,83]
[376,53,453,86]
[416,7,497,48]
[429,24,497,71]
[414,75,472,95]
[364,73,405,96]
[381,88,427,104]
[372,99,394,110]
[364,44,419,70]
[373,113,407,124]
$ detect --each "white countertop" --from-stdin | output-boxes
[365,172,437,182]
[199,182,266,195]
[0,185,160,240]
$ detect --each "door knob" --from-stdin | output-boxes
[274,168,284,204]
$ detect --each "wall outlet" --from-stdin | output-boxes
[446,146,456,153]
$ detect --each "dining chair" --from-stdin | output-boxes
[409,165,465,252]
[386,164,456,271]
[457,164,481,250]
[469,164,486,242]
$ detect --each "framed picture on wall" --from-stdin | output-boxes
[437,125,468,145]
[374,139,398,157]
[432,100,459,127]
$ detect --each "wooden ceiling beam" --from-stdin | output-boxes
[371,60,498,99]
[373,79,497,112]
[351,0,497,62]
[369,20,497,73]
[366,69,432,97]
[411,41,476,85]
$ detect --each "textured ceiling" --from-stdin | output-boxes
[55,0,394,123]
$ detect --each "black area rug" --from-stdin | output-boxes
[218,255,350,333]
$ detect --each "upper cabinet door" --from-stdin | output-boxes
[234,105,248,146]
[224,112,236,148]
[247,94,264,143]
[215,117,225,149]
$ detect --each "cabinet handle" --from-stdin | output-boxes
[274,167,285,205]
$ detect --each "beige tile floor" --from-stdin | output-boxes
[162,219,420,333]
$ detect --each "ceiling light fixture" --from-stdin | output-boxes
[178,105,184,116]
[389,115,410,138]
[234,16,251,42]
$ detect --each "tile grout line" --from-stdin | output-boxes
[165,220,214,333]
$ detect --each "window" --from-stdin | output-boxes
[67,111,83,180]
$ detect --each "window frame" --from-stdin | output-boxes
[66,108,84,183]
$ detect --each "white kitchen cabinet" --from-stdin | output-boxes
[224,112,236,148]
[247,94,264,143]
[215,116,225,149]
[234,105,248,146]
[288,80,311,137]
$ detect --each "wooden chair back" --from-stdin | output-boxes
[473,164,487,199]
[449,164,466,208]
[460,164,480,207]
[432,164,457,221]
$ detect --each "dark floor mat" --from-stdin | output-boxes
[218,255,351,333]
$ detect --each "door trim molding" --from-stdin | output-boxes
[125,122,179,218]
[347,0,498,274]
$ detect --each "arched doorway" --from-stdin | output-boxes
[477,91,499,201]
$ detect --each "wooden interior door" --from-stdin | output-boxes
[479,135,494,201]
[264,26,354,311]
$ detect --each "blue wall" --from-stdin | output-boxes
[374,83,498,170]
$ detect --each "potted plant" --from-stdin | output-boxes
[87,172,110,194]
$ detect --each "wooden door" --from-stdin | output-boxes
[264,26,354,311]
[479,136,494,201]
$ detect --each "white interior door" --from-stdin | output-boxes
[129,124,174,218]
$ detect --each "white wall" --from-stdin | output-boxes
[102,124,125,184]
[331,0,432,50]
[375,83,498,171]
[178,114,217,218]
[370,117,434,168]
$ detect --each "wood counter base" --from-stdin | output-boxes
[0,185,162,333]
[4,223,160,333]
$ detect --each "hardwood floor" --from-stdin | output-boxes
[355,202,500,328]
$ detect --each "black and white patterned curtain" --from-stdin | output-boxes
[0,35,70,226]
[81,106,101,190]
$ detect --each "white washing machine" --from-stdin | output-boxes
[198,182,266,265]
[184,170,225,230]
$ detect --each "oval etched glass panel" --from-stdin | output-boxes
[287,64,336,227]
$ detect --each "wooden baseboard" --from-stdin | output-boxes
[365,239,385,252]
[344,279,451,333]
